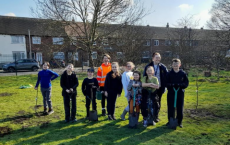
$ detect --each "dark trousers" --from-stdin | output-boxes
[156,88,164,117]
[141,89,159,119]
[107,93,117,115]
[167,93,184,124]
[63,93,76,121]
[86,94,97,117]
[100,87,106,109]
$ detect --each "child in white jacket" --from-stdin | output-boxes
[120,62,135,120]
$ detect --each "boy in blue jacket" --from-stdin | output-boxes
[35,62,59,115]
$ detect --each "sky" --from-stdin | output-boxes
[0,0,215,29]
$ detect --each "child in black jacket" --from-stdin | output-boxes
[104,62,123,120]
[60,64,79,123]
[82,68,99,119]
[166,59,189,128]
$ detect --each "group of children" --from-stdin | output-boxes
[35,53,189,128]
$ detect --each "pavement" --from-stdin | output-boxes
[0,67,90,76]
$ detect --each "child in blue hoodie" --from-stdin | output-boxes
[35,62,59,115]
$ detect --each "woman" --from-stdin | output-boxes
[104,62,123,120]
[120,62,135,120]
[60,64,79,123]
[143,52,168,122]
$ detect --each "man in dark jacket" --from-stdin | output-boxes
[143,52,168,122]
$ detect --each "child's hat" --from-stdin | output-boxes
[87,68,94,72]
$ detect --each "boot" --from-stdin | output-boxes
[120,109,128,121]
[102,109,106,116]
[136,112,140,126]
[86,108,89,120]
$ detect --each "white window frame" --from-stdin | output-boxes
[91,51,97,59]
[12,51,26,60]
[32,37,41,44]
[102,38,109,45]
[11,36,24,44]
[53,52,65,59]
[144,40,150,46]
[74,52,79,61]
[53,37,64,45]
[154,40,159,46]
[117,52,123,59]
[142,51,150,58]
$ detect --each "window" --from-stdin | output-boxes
[117,52,123,59]
[53,52,65,59]
[11,36,24,44]
[74,52,79,61]
[175,41,180,46]
[93,41,97,46]
[142,51,150,58]
[92,51,97,59]
[104,46,112,50]
[144,40,150,46]
[116,39,124,46]
[154,40,159,46]
[12,51,25,60]
[32,37,41,44]
[68,52,73,60]
[53,37,64,45]
[165,40,171,46]
[102,38,109,45]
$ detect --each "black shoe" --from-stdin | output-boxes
[108,115,113,120]
[64,120,70,123]
[165,122,169,126]
[71,119,77,123]
[102,109,106,116]
[112,115,116,120]
[178,124,183,128]
[155,118,160,123]
[47,109,54,115]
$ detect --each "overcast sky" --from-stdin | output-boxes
[0,0,215,28]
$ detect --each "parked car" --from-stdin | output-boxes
[2,59,40,72]
[49,59,65,68]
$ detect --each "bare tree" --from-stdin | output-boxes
[207,0,230,79]
[32,0,147,67]
[166,15,200,69]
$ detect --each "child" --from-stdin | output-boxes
[141,66,159,127]
[82,68,99,119]
[104,62,123,120]
[34,62,59,115]
[121,62,135,120]
[166,58,189,128]
[127,71,142,128]
[60,64,79,123]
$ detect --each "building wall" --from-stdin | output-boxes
[0,34,27,64]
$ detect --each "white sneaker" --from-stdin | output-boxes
[143,120,147,127]
[153,121,156,126]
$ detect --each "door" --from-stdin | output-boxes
[36,52,42,65]
[16,59,26,70]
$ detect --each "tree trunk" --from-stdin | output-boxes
[88,51,94,68]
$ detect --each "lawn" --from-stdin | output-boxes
[0,70,230,145]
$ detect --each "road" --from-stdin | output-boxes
[0,67,90,76]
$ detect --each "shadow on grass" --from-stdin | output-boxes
[1,114,174,145]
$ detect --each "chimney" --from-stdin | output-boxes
[72,17,75,22]
[201,27,204,30]
[184,26,187,29]
[147,25,149,27]
[166,23,169,28]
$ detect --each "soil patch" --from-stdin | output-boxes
[0,92,14,97]
[0,126,12,137]
[185,109,224,119]
[34,105,43,110]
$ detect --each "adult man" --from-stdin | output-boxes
[96,54,111,116]
[143,52,168,122]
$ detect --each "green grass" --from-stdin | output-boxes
[0,71,230,145]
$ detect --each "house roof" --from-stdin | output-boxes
[0,15,224,40]
[0,15,67,36]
